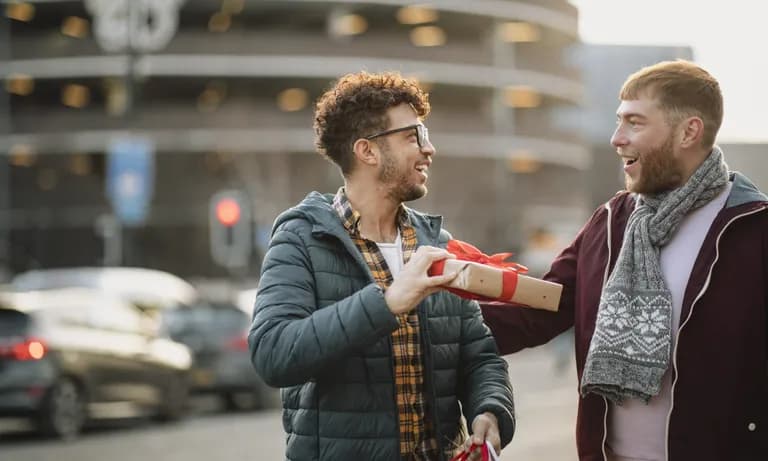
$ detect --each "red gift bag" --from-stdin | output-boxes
[449,442,492,461]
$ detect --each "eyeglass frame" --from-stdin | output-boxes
[364,123,430,150]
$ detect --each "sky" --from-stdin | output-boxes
[570,0,767,143]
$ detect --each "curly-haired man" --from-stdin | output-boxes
[249,71,515,460]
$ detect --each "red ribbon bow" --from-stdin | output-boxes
[429,239,528,302]
[446,240,528,273]
[449,442,491,461]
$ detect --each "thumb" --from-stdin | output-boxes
[472,427,486,446]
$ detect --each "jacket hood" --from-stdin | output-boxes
[726,171,768,208]
[271,191,340,235]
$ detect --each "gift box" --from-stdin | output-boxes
[429,240,562,312]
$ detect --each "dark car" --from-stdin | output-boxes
[161,301,278,411]
[0,288,192,439]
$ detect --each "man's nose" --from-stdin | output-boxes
[420,139,436,155]
[610,127,627,148]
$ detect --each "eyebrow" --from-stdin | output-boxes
[616,112,648,121]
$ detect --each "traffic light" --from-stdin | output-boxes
[209,190,252,269]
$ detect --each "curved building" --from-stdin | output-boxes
[1,0,589,277]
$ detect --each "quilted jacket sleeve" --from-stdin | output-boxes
[248,221,399,388]
[458,297,516,448]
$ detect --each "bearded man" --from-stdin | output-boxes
[249,71,515,461]
[481,60,768,461]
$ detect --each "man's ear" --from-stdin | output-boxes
[352,138,379,166]
[679,116,705,148]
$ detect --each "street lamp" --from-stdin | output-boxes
[84,0,185,266]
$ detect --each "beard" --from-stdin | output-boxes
[378,145,427,203]
[625,134,684,194]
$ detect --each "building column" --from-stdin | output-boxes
[0,16,11,280]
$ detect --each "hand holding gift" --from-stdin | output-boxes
[428,239,562,311]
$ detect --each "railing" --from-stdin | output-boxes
[9,29,580,82]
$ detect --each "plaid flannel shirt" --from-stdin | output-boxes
[333,187,440,460]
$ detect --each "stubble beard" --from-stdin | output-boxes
[625,135,684,195]
[378,145,427,203]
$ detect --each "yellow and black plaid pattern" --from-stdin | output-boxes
[333,187,440,460]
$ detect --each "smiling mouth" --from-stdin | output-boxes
[623,157,638,166]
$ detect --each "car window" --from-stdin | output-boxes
[163,304,248,339]
[0,309,30,337]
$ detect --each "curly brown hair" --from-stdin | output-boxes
[314,71,430,175]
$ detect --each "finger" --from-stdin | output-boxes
[471,421,489,446]
[490,431,501,453]
[427,270,460,288]
[419,249,455,264]
[414,245,449,256]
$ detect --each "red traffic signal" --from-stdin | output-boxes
[209,190,251,268]
[215,198,241,227]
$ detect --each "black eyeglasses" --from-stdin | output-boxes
[364,124,430,150]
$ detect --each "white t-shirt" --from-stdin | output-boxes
[607,181,732,461]
[375,231,403,276]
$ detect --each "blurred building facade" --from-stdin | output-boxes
[0,0,590,279]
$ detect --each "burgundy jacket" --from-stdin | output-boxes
[482,172,768,461]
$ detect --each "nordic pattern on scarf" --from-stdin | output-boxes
[581,146,729,403]
[333,187,441,460]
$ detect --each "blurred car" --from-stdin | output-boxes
[161,301,279,411]
[235,288,258,315]
[0,288,192,439]
[12,267,199,310]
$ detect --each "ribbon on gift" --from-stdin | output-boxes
[449,442,492,461]
[428,239,528,302]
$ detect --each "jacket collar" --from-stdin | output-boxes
[272,191,443,246]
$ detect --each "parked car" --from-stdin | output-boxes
[161,301,279,411]
[12,267,199,310]
[0,288,192,439]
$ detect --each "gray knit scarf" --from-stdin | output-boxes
[581,146,729,403]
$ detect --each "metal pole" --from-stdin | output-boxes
[0,15,12,280]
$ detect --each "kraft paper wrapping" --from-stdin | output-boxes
[441,259,561,311]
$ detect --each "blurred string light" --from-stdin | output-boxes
[329,13,368,37]
[277,88,309,112]
[37,169,59,191]
[103,78,128,116]
[504,86,541,108]
[197,81,227,113]
[69,154,93,176]
[61,83,90,109]
[499,21,541,43]
[9,144,36,167]
[209,12,231,32]
[5,2,35,22]
[396,5,438,25]
[61,16,90,39]
[405,75,433,92]
[5,73,34,96]
[507,150,541,174]
[410,26,446,47]
[221,0,245,15]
